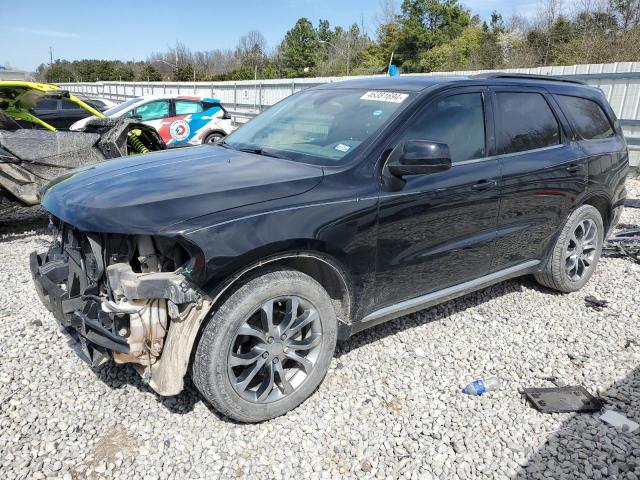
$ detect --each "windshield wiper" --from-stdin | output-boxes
[237,147,290,160]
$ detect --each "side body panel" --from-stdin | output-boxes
[548,85,629,224]
[490,86,588,270]
[373,86,501,308]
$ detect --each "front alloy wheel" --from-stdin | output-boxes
[193,269,337,422]
[228,297,322,403]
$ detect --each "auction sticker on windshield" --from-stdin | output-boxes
[360,91,409,103]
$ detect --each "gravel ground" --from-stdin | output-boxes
[2,179,640,480]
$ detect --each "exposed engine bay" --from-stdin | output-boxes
[0,113,165,208]
[30,217,211,396]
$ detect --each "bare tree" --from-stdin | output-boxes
[375,0,399,28]
[237,30,267,73]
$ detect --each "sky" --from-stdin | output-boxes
[0,0,541,72]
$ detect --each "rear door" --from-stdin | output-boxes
[490,87,587,270]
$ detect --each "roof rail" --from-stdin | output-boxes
[471,72,588,85]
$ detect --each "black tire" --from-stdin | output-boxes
[193,269,337,422]
[534,204,604,293]
[203,132,224,145]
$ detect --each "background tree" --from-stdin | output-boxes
[395,0,474,71]
[280,18,319,77]
[237,30,267,77]
[138,64,162,81]
[45,61,74,83]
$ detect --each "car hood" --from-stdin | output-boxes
[42,145,324,234]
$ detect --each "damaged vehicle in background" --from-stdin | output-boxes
[31,74,628,422]
[0,81,165,209]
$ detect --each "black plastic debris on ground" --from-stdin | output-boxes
[585,295,608,311]
[603,226,640,263]
[624,198,640,208]
[523,386,603,413]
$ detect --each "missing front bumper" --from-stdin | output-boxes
[30,251,128,366]
[30,249,212,395]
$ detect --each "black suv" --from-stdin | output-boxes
[31,74,628,422]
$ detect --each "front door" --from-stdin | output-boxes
[374,88,501,308]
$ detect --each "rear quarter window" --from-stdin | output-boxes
[556,94,614,140]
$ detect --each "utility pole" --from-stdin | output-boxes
[49,47,53,67]
[346,35,351,76]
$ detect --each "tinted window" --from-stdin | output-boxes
[61,99,79,110]
[134,100,169,120]
[34,98,58,110]
[497,92,560,154]
[400,93,486,163]
[175,100,203,115]
[556,95,614,140]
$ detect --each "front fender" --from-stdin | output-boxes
[179,194,379,320]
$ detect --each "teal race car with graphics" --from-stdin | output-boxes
[71,95,234,146]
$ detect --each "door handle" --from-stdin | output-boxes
[566,164,583,173]
[471,179,497,191]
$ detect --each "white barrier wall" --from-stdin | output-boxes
[58,62,640,166]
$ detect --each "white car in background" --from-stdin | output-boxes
[71,94,234,146]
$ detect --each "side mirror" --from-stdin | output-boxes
[386,140,452,178]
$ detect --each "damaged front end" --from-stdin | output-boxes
[30,217,211,396]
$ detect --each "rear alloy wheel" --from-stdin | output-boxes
[193,269,337,422]
[534,204,604,292]
[564,218,598,282]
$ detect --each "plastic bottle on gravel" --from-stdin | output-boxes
[462,377,500,395]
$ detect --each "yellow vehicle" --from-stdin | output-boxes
[0,81,165,208]
[0,81,105,131]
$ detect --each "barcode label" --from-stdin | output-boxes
[360,91,409,103]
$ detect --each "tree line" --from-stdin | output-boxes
[40,0,640,83]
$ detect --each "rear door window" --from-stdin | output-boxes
[556,95,614,140]
[496,92,560,154]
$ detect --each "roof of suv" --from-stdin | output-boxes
[320,74,590,92]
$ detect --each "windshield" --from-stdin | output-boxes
[222,88,412,165]
[103,97,143,116]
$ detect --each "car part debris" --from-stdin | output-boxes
[603,227,640,263]
[0,81,165,208]
[462,376,500,395]
[624,198,640,208]
[600,410,639,432]
[584,295,608,311]
[523,386,603,413]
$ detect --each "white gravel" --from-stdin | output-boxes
[2,179,640,480]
